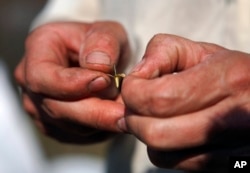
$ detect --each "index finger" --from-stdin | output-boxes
[130,34,224,79]
[22,23,112,99]
[122,59,229,117]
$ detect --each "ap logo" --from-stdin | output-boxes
[230,157,250,173]
[234,161,247,168]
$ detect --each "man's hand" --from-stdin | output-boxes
[15,21,131,143]
[121,34,250,172]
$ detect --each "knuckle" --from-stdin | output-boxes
[151,33,167,42]
[228,67,250,88]
[148,34,168,49]
[142,123,166,149]
[147,93,166,116]
[226,54,250,92]
[42,101,62,119]
[146,87,176,116]
[89,21,127,47]
[150,33,179,46]
[89,31,117,49]
[25,69,41,93]
[58,70,85,93]
[14,62,24,85]
[26,23,58,45]
[94,21,126,34]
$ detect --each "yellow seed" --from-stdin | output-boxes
[115,76,120,88]
[108,65,126,89]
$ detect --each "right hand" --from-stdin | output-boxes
[121,34,250,172]
[14,21,131,143]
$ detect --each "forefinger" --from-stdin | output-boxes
[22,23,111,99]
[122,63,229,117]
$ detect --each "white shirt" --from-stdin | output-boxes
[32,0,250,52]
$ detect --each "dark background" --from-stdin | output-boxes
[0,0,46,78]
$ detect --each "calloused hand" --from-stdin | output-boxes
[121,34,250,172]
[15,21,131,144]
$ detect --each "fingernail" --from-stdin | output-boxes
[89,77,109,92]
[130,58,145,73]
[86,52,111,65]
[117,118,128,132]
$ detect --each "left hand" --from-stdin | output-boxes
[121,34,250,172]
[15,21,130,144]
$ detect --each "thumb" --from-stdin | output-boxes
[79,22,130,73]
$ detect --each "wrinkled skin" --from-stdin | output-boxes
[14,21,131,143]
[121,34,250,172]
[15,20,250,172]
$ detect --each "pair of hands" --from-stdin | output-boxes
[15,21,250,172]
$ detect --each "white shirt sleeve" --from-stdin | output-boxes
[31,0,100,29]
